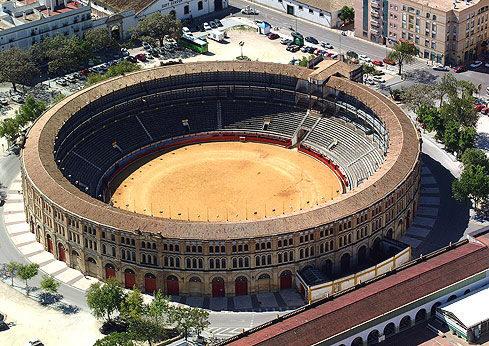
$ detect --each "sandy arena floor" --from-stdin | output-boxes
[111,142,342,222]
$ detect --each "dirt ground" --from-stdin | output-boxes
[0,282,102,346]
[112,142,341,222]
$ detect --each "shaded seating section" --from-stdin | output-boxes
[54,77,387,198]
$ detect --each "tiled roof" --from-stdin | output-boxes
[22,61,420,240]
[227,236,489,345]
[94,0,155,13]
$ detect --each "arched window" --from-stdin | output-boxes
[255,256,260,266]
[244,257,249,267]
[186,258,191,268]
[198,1,203,10]
[399,315,411,331]
[184,5,189,14]
[209,258,214,269]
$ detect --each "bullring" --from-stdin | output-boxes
[21,61,421,297]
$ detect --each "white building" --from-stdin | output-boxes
[0,0,92,50]
[91,0,228,37]
[252,0,352,28]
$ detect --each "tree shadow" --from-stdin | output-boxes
[475,131,489,152]
[38,292,62,306]
[404,69,439,84]
[55,302,80,315]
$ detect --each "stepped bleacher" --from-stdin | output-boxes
[54,84,387,199]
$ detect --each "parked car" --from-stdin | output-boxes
[267,33,280,40]
[485,62,489,68]
[286,45,300,52]
[329,53,338,59]
[383,57,396,65]
[241,6,259,15]
[209,21,218,29]
[359,54,371,62]
[215,19,223,27]
[126,56,138,63]
[0,98,8,106]
[203,22,211,31]
[55,78,68,86]
[280,38,292,45]
[135,53,147,62]
[453,65,466,73]
[475,104,486,112]
[142,42,152,51]
[470,60,483,68]
[305,36,319,44]
[433,64,449,71]
[373,75,384,83]
[481,106,489,115]
[120,48,129,57]
[320,42,333,49]
[25,340,44,346]
[372,60,384,66]
[182,26,191,35]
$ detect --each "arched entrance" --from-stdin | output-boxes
[430,302,441,316]
[124,269,136,289]
[340,253,351,273]
[166,275,179,295]
[321,260,333,277]
[188,276,202,296]
[46,234,53,254]
[257,274,271,292]
[145,273,157,294]
[351,337,363,346]
[57,242,66,262]
[280,270,292,289]
[406,210,411,229]
[110,25,121,40]
[212,277,225,297]
[357,246,367,266]
[71,250,80,270]
[383,322,396,337]
[235,276,248,296]
[214,0,223,11]
[447,294,457,302]
[386,228,393,239]
[415,309,427,323]
[399,315,412,331]
[367,329,380,345]
[86,257,97,276]
[105,263,116,279]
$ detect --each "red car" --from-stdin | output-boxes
[267,33,280,40]
[372,60,384,66]
[383,57,396,66]
[475,104,486,112]
[481,106,489,115]
[135,53,147,62]
[453,65,466,73]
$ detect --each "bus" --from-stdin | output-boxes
[178,35,208,54]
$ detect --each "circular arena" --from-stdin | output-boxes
[21,61,421,297]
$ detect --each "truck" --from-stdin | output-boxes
[207,30,225,43]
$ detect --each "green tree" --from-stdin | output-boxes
[458,126,477,156]
[86,279,124,323]
[362,64,376,79]
[416,104,442,133]
[439,94,478,128]
[84,28,118,54]
[6,261,20,286]
[33,35,92,75]
[146,291,170,326]
[39,275,60,304]
[388,41,418,75]
[189,307,210,338]
[0,118,21,144]
[400,84,435,111]
[17,263,39,296]
[338,6,355,23]
[442,120,460,154]
[94,332,134,346]
[120,289,144,322]
[15,95,47,126]
[434,73,457,106]
[453,164,489,208]
[169,306,194,340]
[86,73,108,86]
[131,13,182,46]
[0,48,39,91]
[461,148,489,173]
[128,317,167,346]
[105,61,140,78]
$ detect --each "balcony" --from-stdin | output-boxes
[371,10,380,18]
[371,19,380,27]
[371,1,380,9]
[371,29,379,35]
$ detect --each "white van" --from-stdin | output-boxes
[207,30,225,42]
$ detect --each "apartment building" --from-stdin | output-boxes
[0,0,92,50]
[354,0,489,65]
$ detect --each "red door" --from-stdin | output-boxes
[47,236,53,254]
[105,266,116,279]
[145,274,157,294]
[280,271,292,289]
[58,243,66,262]
[212,278,225,297]
[235,277,248,296]
[166,276,179,295]
[124,270,136,289]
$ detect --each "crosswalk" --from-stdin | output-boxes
[3,174,99,291]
